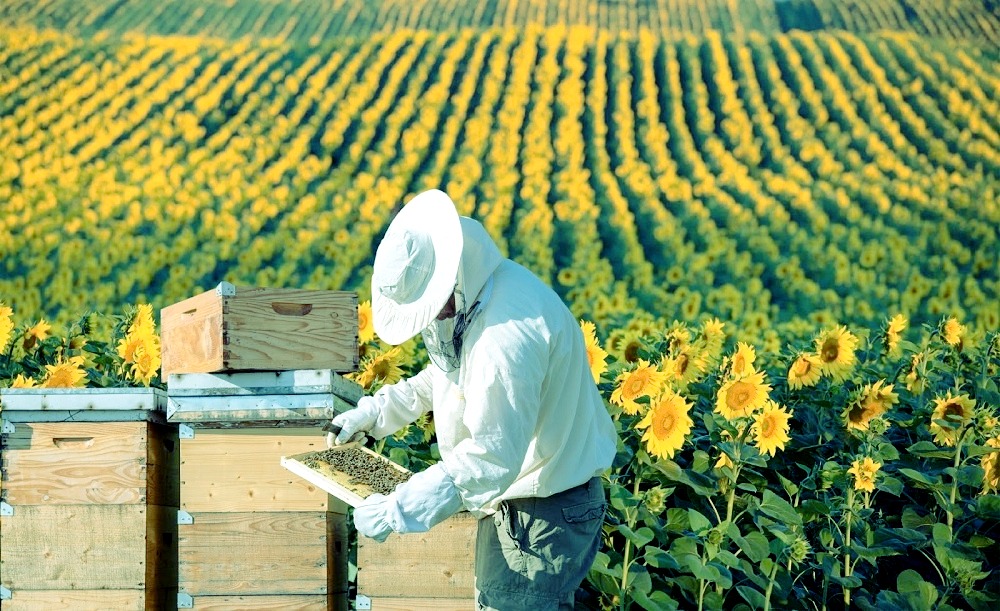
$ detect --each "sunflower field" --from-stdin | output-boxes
[1,0,999,609]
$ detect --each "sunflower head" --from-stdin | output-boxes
[982,436,1000,496]
[941,317,966,350]
[611,359,667,416]
[752,400,793,457]
[787,353,823,389]
[929,392,976,446]
[729,342,756,377]
[580,320,609,384]
[41,356,88,388]
[358,300,375,345]
[351,347,405,391]
[843,380,898,432]
[715,368,772,421]
[23,319,52,351]
[636,388,694,460]
[11,373,38,388]
[814,325,859,382]
[0,303,14,350]
[847,457,882,493]
[884,314,907,356]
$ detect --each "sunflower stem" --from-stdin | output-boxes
[763,554,781,611]
[619,475,642,609]
[947,429,968,535]
[843,486,854,608]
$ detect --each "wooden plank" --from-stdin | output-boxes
[180,428,331,512]
[223,288,357,373]
[2,422,147,505]
[187,594,328,610]
[0,387,165,412]
[1,505,150,589]
[358,512,478,599]
[161,286,227,377]
[179,511,329,596]
[365,597,475,610]
[1,421,179,506]
[0,589,149,610]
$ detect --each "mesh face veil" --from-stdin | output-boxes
[422,276,493,372]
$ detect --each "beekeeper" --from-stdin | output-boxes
[329,189,617,610]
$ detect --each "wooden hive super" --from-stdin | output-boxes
[0,387,179,610]
[168,369,361,611]
[356,512,479,610]
[160,282,358,378]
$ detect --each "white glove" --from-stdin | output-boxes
[327,397,379,447]
[354,494,394,542]
[352,463,464,542]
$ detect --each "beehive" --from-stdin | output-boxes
[168,370,359,610]
[160,282,358,378]
[0,387,179,610]
[356,512,479,610]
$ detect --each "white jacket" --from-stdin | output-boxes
[364,217,617,521]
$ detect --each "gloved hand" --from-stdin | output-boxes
[354,494,394,543]
[327,397,379,447]
[351,463,464,542]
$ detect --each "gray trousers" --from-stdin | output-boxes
[475,477,606,610]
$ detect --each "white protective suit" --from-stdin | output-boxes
[352,216,617,537]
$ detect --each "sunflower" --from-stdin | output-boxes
[116,306,161,386]
[129,344,161,387]
[41,356,88,388]
[0,303,13,350]
[715,368,772,421]
[698,317,726,361]
[982,437,1000,496]
[752,400,793,457]
[847,457,881,493]
[351,347,405,390]
[23,319,51,350]
[580,320,609,384]
[611,359,668,416]
[730,342,756,377]
[843,380,899,432]
[814,325,859,382]
[607,328,646,364]
[905,353,926,395]
[664,347,706,389]
[637,388,693,460]
[884,314,907,356]
[10,374,37,388]
[643,486,668,514]
[929,392,976,447]
[787,353,823,389]
[358,300,375,345]
[942,317,965,349]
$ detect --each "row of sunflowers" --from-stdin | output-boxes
[1,26,997,345]
[3,299,997,609]
[0,0,995,42]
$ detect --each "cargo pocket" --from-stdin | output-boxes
[563,499,606,524]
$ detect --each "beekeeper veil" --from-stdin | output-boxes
[370,190,494,371]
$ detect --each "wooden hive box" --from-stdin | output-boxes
[169,370,361,610]
[160,282,358,378]
[0,387,179,610]
[356,512,479,610]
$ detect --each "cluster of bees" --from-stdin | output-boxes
[306,448,412,496]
